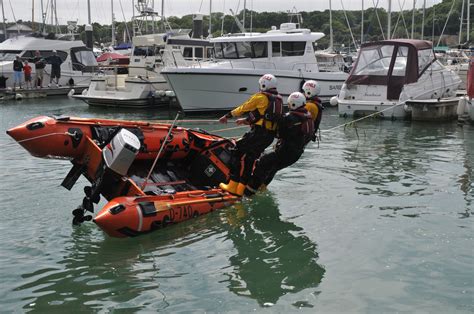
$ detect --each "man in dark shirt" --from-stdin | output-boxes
[13,55,23,90]
[32,50,46,88]
[48,50,63,87]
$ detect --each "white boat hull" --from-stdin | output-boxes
[162,69,347,112]
[76,75,170,108]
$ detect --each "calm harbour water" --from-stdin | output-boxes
[0,97,472,313]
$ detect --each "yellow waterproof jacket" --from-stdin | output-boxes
[305,101,320,121]
[230,93,277,131]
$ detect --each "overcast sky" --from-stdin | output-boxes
[3,0,441,25]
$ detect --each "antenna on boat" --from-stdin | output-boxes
[141,112,181,191]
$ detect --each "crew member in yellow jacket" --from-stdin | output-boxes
[218,74,283,196]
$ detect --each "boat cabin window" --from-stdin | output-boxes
[272,42,280,57]
[418,48,434,74]
[0,50,22,61]
[22,50,68,62]
[252,42,267,58]
[183,47,193,59]
[392,46,408,76]
[271,42,306,57]
[195,47,203,58]
[353,45,394,76]
[236,42,252,58]
[133,46,161,57]
[214,42,268,59]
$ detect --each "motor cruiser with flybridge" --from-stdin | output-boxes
[162,23,349,112]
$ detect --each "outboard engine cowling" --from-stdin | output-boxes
[103,129,141,176]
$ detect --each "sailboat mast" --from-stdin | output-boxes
[161,0,165,32]
[387,0,392,39]
[329,0,333,50]
[1,0,6,40]
[111,0,116,46]
[468,0,471,43]
[50,0,54,32]
[87,0,91,24]
[361,0,364,45]
[421,0,426,39]
[411,0,415,39]
[460,0,465,45]
[243,0,246,31]
[209,0,212,36]
[32,0,35,31]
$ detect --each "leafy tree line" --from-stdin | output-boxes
[12,0,470,49]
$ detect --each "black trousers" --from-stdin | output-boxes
[247,142,304,190]
[229,125,275,184]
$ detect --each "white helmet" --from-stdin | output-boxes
[302,80,321,98]
[258,74,277,91]
[287,92,306,110]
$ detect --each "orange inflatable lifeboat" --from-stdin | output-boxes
[7,115,238,237]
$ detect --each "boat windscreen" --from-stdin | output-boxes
[353,45,394,76]
[0,50,22,61]
[74,49,97,66]
[418,49,435,75]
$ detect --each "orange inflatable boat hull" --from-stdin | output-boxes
[7,115,238,237]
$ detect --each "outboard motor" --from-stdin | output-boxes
[103,129,141,176]
[72,129,141,225]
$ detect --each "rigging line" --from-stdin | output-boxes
[371,0,386,40]
[199,0,204,12]
[436,0,457,47]
[118,0,131,42]
[340,0,358,49]
[394,0,410,39]
[7,0,17,31]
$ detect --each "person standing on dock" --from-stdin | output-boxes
[33,51,46,88]
[13,55,23,90]
[218,74,283,196]
[48,50,63,87]
[23,61,32,89]
[244,92,314,196]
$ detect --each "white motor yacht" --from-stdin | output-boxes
[336,39,462,119]
[0,34,97,89]
[161,23,349,112]
[76,33,212,108]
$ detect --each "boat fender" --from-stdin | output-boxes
[15,93,23,100]
[329,96,338,107]
[67,128,83,148]
[82,88,88,96]
[67,89,75,97]
[457,96,467,116]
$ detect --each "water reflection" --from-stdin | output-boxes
[222,194,325,307]
[13,219,223,312]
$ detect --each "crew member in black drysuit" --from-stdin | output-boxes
[218,74,283,196]
[244,92,314,196]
